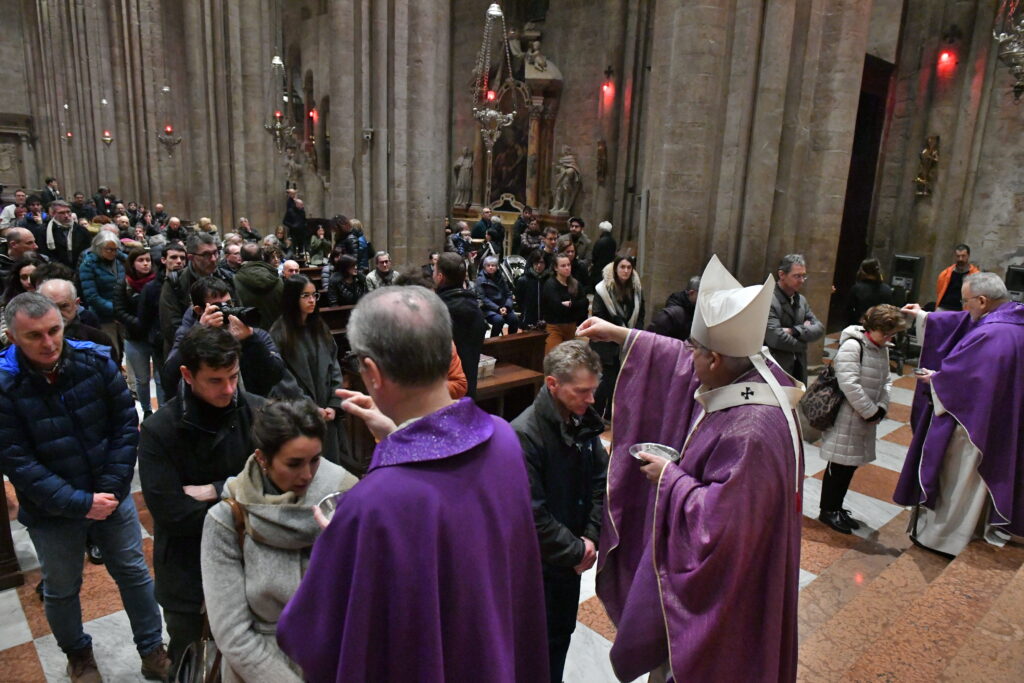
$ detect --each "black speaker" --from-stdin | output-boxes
[891,254,923,304]
[1007,265,1024,303]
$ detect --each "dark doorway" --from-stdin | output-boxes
[828,54,894,331]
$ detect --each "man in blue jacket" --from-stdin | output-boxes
[0,293,169,683]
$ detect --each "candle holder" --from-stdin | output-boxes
[157,125,182,156]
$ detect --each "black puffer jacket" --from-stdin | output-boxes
[437,284,487,397]
[138,387,265,612]
[0,340,138,526]
[510,387,607,574]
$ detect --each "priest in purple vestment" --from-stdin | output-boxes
[894,273,1024,556]
[577,255,804,682]
[276,286,549,682]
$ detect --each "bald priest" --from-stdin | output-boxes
[578,255,805,682]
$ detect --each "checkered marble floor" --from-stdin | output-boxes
[3,347,1019,681]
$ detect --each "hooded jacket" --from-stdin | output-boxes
[437,284,488,397]
[233,261,283,330]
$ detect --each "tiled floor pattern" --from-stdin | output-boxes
[2,342,1022,681]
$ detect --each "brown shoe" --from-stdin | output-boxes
[66,646,102,683]
[140,643,171,681]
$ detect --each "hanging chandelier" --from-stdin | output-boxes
[265,54,295,152]
[471,3,526,203]
[994,0,1024,102]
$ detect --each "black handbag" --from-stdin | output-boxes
[174,499,247,683]
[799,340,863,431]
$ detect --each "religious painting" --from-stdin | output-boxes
[490,91,528,204]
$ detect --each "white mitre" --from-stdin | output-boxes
[690,254,774,358]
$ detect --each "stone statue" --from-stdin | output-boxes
[550,145,581,214]
[914,135,939,197]
[284,146,304,189]
[527,41,547,72]
[453,146,474,206]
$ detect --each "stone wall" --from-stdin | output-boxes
[870,0,1024,301]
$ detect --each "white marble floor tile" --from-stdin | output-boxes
[0,587,32,649]
[803,442,827,477]
[888,386,916,406]
[874,439,909,473]
[876,418,904,438]
[11,523,39,572]
[579,565,597,603]
[799,568,818,591]
[36,609,170,683]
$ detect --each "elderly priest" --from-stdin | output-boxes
[577,255,804,682]
[895,272,1024,556]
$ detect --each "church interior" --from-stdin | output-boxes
[1,0,1023,680]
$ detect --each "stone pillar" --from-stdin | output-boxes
[525,96,544,208]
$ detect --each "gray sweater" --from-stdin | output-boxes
[201,456,358,683]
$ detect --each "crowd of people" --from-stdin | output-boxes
[0,179,1021,683]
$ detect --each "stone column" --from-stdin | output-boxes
[525,96,544,208]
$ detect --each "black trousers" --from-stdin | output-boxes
[543,571,581,683]
[820,462,857,512]
[163,609,203,672]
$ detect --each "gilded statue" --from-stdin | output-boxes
[550,145,581,214]
[453,146,474,206]
[914,135,939,197]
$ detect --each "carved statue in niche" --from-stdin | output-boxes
[526,41,547,72]
[453,146,474,206]
[914,135,940,197]
[284,146,304,190]
[550,145,581,215]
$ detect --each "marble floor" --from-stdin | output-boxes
[2,338,1022,681]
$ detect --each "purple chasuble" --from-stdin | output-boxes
[276,398,550,682]
[894,302,1024,535]
[598,331,801,682]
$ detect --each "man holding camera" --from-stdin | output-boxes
[159,232,236,347]
[160,277,283,400]
[139,325,266,670]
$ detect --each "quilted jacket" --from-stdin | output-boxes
[78,250,126,323]
[0,340,138,526]
[819,326,892,466]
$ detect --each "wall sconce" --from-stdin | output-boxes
[64,131,73,140]
[157,124,182,156]
[101,130,113,146]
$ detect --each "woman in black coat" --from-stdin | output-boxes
[114,248,159,417]
[270,275,355,472]
[845,258,893,326]
[326,255,369,307]
[541,254,589,354]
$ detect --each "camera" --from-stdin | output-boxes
[214,303,262,328]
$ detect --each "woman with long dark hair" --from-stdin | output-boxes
[845,258,893,326]
[114,247,159,417]
[2,253,42,305]
[201,398,357,683]
[326,254,369,307]
[540,253,589,354]
[270,275,348,467]
[592,255,646,419]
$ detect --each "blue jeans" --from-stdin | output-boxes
[124,339,158,410]
[27,495,163,655]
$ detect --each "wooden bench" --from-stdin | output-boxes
[475,330,548,420]
[482,330,547,373]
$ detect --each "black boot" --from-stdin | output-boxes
[818,509,852,534]
[838,509,861,530]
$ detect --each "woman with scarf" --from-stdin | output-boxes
[200,398,357,683]
[591,255,645,420]
[270,275,352,470]
[114,247,159,417]
[78,230,126,359]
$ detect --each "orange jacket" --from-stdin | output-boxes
[936,263,980,304]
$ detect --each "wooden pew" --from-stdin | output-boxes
[475,330,548,420]
[482,330,547,373]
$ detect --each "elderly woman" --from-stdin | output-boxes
[476,255,518,337]
[78,230,126,357]
[201,398,357,683]
[818,304,907,534]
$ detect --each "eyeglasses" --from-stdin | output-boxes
[299,291,320,300]
[961,295,982,306]
[341,351,362,374]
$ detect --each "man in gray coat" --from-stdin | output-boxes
[764,254,824,383]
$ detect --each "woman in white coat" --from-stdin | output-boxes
[818,305,907,534]
[200,398,357,682]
